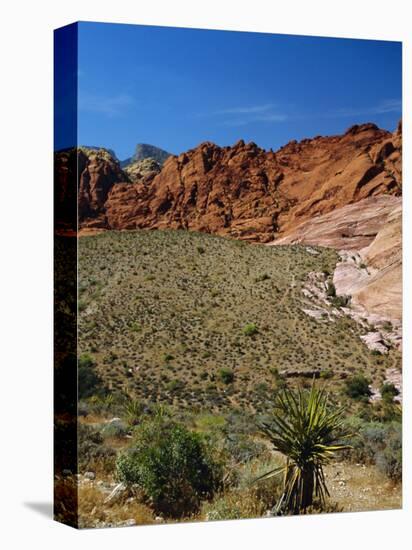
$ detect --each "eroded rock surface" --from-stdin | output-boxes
[334,203,402,324]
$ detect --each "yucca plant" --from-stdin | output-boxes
[256,381,352,515]
[123,399,144,426]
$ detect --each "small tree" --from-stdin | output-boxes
[256,381,351,514]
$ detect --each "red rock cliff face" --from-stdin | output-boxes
[76,122,402,241]
[77,148,130,224]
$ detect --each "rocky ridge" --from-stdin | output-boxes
[71,122,401,240]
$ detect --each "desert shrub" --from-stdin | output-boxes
[166,379,183,392]
[380,383,399,403]
[219,367,234,384]
[78,354,105,399]
[130,322,141,332]
[375,424,402,481]
[331,295,350,308]
[254,273,270,283]
[320,369,333,380]
[202,457,282,520]
[326,282,336,297]
[101,419,129,439]
[195,414,226,433]
[243,323,258,336]
[82,391,125,417]
[345,419,402,482]
[366,401,402,423]
[224,433,266,464]
[344,374,371,400]
[78,423,116,473]
[116,416,222,517]
[202,491,256,520]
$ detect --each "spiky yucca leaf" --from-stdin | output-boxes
[123,399,143,426]
[256,381,352,514]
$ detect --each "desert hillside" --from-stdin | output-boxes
[78,230,401,411]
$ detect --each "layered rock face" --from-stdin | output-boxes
[332,202,402,322]
[269,193,402,323]
[75,122,401,241]
[269,195,400,250]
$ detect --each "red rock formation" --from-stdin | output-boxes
[77,147,130,225]
[73,122,401,242]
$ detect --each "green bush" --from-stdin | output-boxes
[344,374,371,400]
[219,368,234,384]
[243,323,258,336]
[130,322,141,332]
[380,383,399,403]
[116,417,222,517]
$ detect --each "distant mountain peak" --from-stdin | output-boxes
[120,143,171,168]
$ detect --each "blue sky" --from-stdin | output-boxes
[76,22,402,160]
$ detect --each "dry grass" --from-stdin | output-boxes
[78,484,155,528]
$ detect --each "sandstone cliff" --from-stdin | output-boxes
[74,122,401,241]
